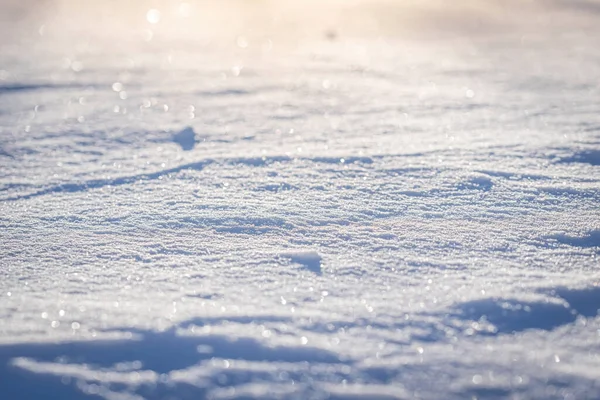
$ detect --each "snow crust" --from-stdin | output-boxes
[1,1,599,399]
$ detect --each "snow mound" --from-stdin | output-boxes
[279,251,322,274]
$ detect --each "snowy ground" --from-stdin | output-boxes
[1,1,600,399]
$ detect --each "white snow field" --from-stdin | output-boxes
[1,0,600,399]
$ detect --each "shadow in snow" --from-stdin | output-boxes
[551,229,600,248]
[279,251,323,275]
[172,127,196,151]
[3,151,379,202]
[453,285,600,335]
[548,0,600,15]
[457,176,493,191]
[0,317,340,400]
[3,160,212,202]
[195,88,251,97]
[456,298,575,334]
[546,286,600,317]
[558,150,600,166]
[0,83,100,95]
[1,155,291,201]
[0,147,14,158]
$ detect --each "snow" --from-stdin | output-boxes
[1,0,600,399]
[279,251,323,274]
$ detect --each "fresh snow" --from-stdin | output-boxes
[1,0,600,399]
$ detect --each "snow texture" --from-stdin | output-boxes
[1,0,600,399]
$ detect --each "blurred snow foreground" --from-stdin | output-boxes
[1,0,600,399]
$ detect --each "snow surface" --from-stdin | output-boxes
[1,0,600,399]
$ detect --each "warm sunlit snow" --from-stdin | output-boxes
[1,1,599,399]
